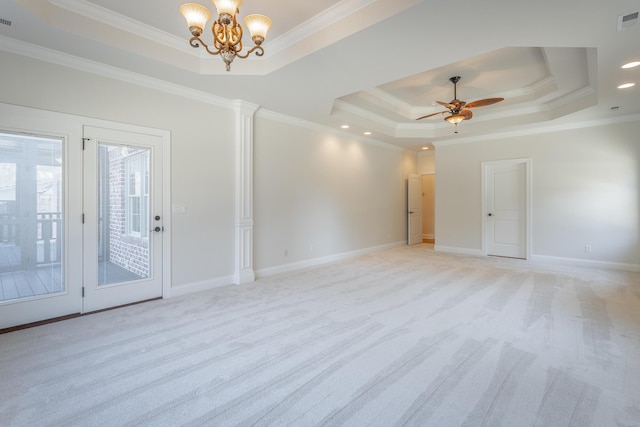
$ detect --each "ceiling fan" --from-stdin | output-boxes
[416,76,504,133]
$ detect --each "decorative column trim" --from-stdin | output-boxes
[232,100,259,284]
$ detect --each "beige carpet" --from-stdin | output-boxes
[1,244,639,426]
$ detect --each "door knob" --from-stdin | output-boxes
[151,226,163,232]
[488,213,493,216]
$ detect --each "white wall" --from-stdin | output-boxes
[435,120,640,268]
[417,150,435,175]
[253,114,416,271]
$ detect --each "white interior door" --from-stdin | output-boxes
[407,174,423,245]
[82,126,164,312]
[485,160,527,259]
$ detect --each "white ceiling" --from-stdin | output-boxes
[1,0,639,149]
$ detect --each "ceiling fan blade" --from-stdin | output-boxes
[465,98,504,109]
[416,111,448,120]
[435,100,456,110]
[461,109,473,120]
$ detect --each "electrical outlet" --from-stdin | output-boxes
[585,245,592,253]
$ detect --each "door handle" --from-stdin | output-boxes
[150,226,164,232]
[409,211,414,214]
[488,213,493,217]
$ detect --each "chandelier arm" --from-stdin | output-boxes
[188,36,202,48]
[236,45,264,59]
[202,42,224,56]
[189,37,223,56]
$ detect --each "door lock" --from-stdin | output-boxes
[151,226,163,232]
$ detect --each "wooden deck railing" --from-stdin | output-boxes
[37,212,62,263]
[0,212,61,266]
[0,213,19,244]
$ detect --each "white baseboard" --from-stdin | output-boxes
[256,241,406,278]
[529,255,640,272]
[434,245,483,257]
[168,275,234,298]
[168,248,639,298]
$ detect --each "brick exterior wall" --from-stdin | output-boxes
[107,149,149,278]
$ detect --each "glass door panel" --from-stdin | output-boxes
[97,144,150,286]
[0,133,64,302]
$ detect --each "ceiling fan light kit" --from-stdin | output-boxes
[180,1,272,71]
[417,76,504,133]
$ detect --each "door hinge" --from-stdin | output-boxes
[82,287,85,297]
[82,213,85,224]
[82,137,90,150]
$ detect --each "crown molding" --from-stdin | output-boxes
[256,109,406,152]
[332,99,409,132]
[49,0,385,59]
[0,35,232,109]
[266,0,377,55]
[545,86,597,109]
[493,76,557,100]
[43,0,423,75]
[358,75,560,121]
[0,34,409,153]
[49,0,190,52]
[432,113,640,147]
[360,87,417,119]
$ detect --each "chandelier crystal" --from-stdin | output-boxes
[180,1,272,71]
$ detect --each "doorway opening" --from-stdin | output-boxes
[422,174,435,244]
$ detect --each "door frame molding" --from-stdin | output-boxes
[481,158,532,259]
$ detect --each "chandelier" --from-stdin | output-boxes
[180,1,272,72]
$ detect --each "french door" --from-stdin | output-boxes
[82,126,164,313]
[0,130,81,328]
[0,104,167,329]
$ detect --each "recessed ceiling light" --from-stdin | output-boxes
[422,147,429,150]
[622,61,640,69]
[341,125,349,129]
[363,131,372,135]
[617,83,636,89]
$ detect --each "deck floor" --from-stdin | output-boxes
[0,266,62,301]
[0,245,144,302]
